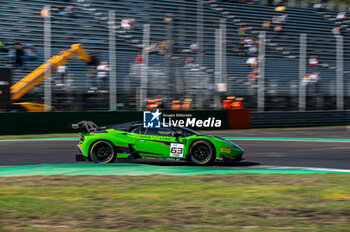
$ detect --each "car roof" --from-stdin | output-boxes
[102,121,201,135]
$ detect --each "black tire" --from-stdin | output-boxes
[89,140,116,163]
[189,140,216,165]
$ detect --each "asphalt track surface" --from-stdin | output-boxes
[0,127,349,169]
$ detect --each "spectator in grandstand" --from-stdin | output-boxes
[158,40,169,55]
[41,6,51,17]
[0,40,9,53]
[184,57,197,70]
[244,36,255,46]
[247,45,258,57]
[183,42,199,53]
[233,39,247,56]
[96,61,111,87]
[309,72,320,82]
[336,12,346,21]
[309,72,320,95]
[271,15,279,25]
[237,22,247,35]
[239,36,258,56]
[164,13,173,23]
[246,56,258,68]
[262,20,271,29]
[332,26,342,36]
[247,69,260,82]
[145,42,159,54]
[280,14,288,22]
[121,18,131,30]
[134,54,143,64]
[274,24,283,32]
[63,5,75,18]
[22,44,37,61]
[309,56,319,66]
[7,48,16,64]
[14,43,25,69]
[271,14,287,33]
[272,14,287,25]
[56,65,68,84]
[301,73,311,87]
[243,36,255,53]
[313,2,327,12]
[129,18,138,29]
[189,42,199,51]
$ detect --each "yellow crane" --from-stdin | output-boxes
[10,44,96,111]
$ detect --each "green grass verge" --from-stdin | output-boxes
[1,175,350,231]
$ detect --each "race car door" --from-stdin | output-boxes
[133,128,185,158]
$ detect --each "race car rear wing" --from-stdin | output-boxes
[71,121,99,133]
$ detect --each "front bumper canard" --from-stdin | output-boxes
[220,153,244,161]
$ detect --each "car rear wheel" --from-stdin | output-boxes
[189,140,215,165]
[89,140,116,163]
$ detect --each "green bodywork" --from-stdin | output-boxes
[78,129,244,161]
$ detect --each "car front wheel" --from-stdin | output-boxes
[189,140,215,165]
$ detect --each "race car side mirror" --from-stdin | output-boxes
[174,132,183,140]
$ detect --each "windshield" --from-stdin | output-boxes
[176,127,202,137]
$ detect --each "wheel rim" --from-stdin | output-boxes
[92,142,114,163]
[192,144,211,164]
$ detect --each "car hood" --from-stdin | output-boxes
[202,134,244,151]
[204,134,228,141]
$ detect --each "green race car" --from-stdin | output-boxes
[74,121,244,165]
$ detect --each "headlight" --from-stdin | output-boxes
[224,142,242,150]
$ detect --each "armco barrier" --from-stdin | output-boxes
[0,111,140,135]
[0,110,230,135]
[252,110,349,128]
[0,110,348,135]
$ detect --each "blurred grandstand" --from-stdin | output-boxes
[0,0,350,111]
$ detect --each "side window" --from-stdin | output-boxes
[171,128,184,137]
[172,128,195,137]
[145,128,174,136]
[129,126,141,133]
[182,130,193,137]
